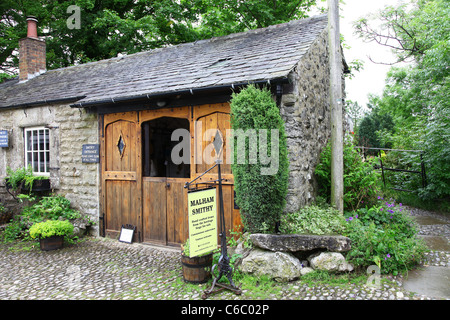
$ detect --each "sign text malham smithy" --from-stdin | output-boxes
[187,188,218,257]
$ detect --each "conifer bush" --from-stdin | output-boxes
[230,85,289,233]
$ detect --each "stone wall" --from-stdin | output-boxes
[280,28,345,213]
[0,105,99,233]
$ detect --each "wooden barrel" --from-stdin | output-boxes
[181,253,213,284]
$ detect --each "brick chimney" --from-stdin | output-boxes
[19,16,46,82]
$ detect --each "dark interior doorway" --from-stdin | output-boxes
[142,117,190,178]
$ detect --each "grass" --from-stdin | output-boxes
[300,270,366,286]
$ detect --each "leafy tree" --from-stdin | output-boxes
[357,102,395,151]
[315,138,381,211]
[191,0,316,37]
[355,0,449,200]
[354,0,447,64]
[344,100,364,132]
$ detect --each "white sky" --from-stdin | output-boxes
[315,0,406,110]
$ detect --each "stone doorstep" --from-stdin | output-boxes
[250,233,352,253]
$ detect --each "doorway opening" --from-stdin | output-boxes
[142,117,190,178]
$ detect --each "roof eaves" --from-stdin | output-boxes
[70,77,291,108]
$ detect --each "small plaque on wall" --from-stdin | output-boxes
[82,144,100,163]
[0,130,8,148]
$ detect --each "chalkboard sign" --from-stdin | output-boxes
[0,130,8,148]
[82,144,100,163]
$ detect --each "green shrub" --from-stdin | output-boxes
[279,204,346,235]
[343,199,427,274]
[1,217,28,242]
[315,138,381,211]
[230,85,289,233]
[1,194,84,243]
[29,220,74,240]
[21,195,81,222]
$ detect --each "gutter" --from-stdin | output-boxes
[1,96,86,110]
[70,78,290,108]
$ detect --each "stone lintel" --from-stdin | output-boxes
[250,233,351,252]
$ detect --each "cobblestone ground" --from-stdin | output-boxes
[0,207,448,301]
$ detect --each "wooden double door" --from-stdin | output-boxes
[100,104,241,247]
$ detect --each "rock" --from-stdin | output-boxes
[250,233,351,252]
[300,267,314,276]
[308,252,354,272]
[241,248,302,282]
[229,241,252,269]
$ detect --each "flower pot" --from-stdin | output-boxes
[39,235,64,251]
[21,178,51,193]
[181,253,213,284]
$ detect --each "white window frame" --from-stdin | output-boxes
[24,127,50,176]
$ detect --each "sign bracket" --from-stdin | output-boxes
[185,129,241,298]
[202,159,241,299]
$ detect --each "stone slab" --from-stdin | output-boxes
[403,266,450,299]
[250,233,351,252]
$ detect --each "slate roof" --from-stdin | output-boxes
[0,14,328,109]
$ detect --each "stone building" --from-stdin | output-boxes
[0,14,347,245]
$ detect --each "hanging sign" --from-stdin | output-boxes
[0,130,8,148]
[188,188,218,257]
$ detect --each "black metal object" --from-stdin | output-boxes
[184,130,241,299]
[202,159,242,299]
[184,160,242,298]
[356,146,427,192]
[99,215,105,237]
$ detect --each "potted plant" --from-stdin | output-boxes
[21,175,51,193]
[4,166,30,192]
[181,239,214,284]
[4,166,51,194]
[29,220,74,251]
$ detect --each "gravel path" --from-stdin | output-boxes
[0,206,448,301]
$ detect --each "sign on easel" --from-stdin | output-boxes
[188,188,218,257]
[119,224,135,244]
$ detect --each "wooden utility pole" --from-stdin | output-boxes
[328,0,344,212]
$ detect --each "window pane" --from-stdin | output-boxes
[26,131,32,151]
[27,152,32,167]
[39,152,45,172]
[46,152,50,172]
[33,152,39,172]
[45,130,50,151]
[32,131,38,151]
[39,130,45,151]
